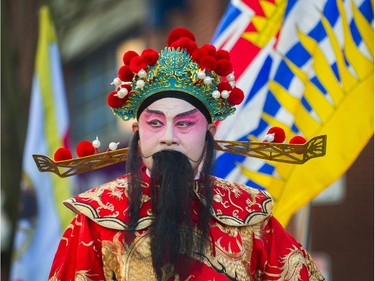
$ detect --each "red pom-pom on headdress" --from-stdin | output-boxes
[167,27,196,46]
[191,48,209,64]
[141,49,159,66]
[54,147,73,161]
[201,44,216,56]
[227,87,244,105]
[129,56,147,73]
[76,141,95,157]
[289,135,307,144]
[265,127,286,143]
[107,91,127,108]
[170,37,198,54]
[118,65,134,82]
[214,59,233,76]
[215,50,230,60]
[122,51,139,65]
[217,82,232,92]
[200,56,216,72]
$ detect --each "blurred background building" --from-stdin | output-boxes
[2,0,373,280]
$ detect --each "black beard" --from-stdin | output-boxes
[126,131,215,280]
[149,150,196,279]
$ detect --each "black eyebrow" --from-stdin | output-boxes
[145,108,198,118]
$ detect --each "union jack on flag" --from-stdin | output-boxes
[212,0,373,226]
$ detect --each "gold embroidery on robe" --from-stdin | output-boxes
[262,245,308,281]
[199,223,253,281]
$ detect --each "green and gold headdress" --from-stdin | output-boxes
[107,28,245,122]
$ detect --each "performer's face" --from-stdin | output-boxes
[134,98,216,174]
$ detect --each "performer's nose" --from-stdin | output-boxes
[160,123,177,145]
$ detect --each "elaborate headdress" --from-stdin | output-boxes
[32,28,327,177]
[107,28,245,122]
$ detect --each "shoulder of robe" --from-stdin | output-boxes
[64,175,133,230]
[204,176,273,227]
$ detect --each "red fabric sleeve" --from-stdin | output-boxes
[48,214,106,281]
[251,216,324,281]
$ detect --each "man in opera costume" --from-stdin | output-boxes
[48,28,325,281]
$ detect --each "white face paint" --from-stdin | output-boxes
[135,98,216,174]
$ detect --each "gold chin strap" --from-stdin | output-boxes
[33,135,326,178]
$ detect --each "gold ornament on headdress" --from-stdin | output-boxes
[33,135,326,178]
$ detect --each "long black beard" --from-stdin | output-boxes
[126,131,215,280]
[150,150,196,279]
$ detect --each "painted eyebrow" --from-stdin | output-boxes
[145,108,198,118]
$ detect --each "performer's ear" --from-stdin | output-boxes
[132,122,139,133]
[208,124,217,136]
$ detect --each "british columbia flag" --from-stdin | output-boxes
[212,0,373,225]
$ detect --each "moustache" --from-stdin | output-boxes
[141,149,203,163]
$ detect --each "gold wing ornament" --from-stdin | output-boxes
[33,135,326,178]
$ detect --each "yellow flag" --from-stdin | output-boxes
[11,6,74,280]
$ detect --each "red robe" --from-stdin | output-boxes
[49,170,325,281]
